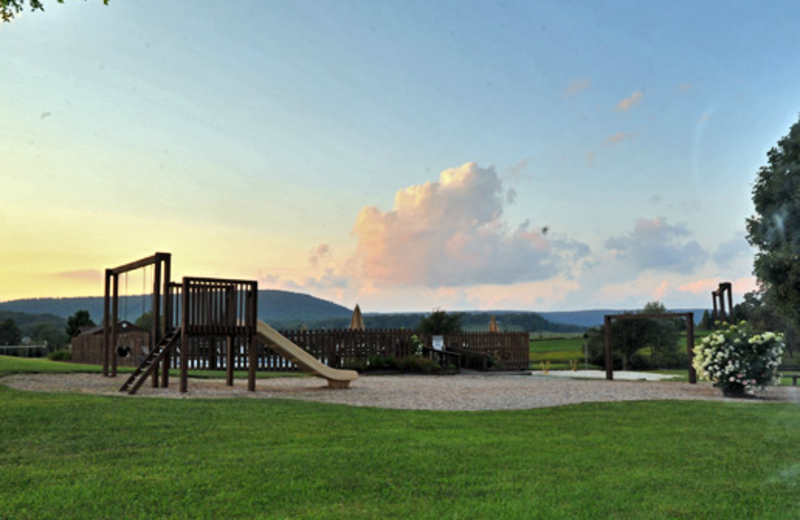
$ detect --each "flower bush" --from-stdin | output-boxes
[693,321,785,396]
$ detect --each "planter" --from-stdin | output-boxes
[720,384,747,398]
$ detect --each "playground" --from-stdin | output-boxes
[79,252,531,396]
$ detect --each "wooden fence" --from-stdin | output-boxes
[441,332,531,370]
[72,331,151,367]
[78,328,530,372]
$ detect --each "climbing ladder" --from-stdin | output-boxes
[119,327,181,395]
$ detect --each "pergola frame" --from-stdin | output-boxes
[712,282,733,324]
[603,313,696,384]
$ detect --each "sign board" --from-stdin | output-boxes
[432,335,444,351]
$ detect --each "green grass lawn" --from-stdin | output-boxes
[0,355,305,380]
[2,356,800,519]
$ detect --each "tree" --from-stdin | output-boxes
[1,0,109,23]
[66,310,95,339]
[134,310,163,332]
[29,323,67,349]
[733,290,798,356]
[699,309,714,331]
[746,113,800,336]
[418,309,463,335]
[585,302,682,370]
[0,318,23,345]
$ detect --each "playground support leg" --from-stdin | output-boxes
[111,274,119,378]
[161,355,169,388]
[604,315,613,381]
[180,325,188,394]
[103,270,111,377]
[226,335,234,387]
[248,335,257,392]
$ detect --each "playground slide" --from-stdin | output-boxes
[255,320,358,389]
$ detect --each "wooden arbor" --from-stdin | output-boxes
[712,282,733,324]
[603,313,697,384]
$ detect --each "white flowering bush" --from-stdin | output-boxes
[693,321,785,396]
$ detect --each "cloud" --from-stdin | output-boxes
[713,231,753,268]
[564,78,590,97]
[652,281,670,301]
[504,157,532,182]
[605,217,708,274]
[309,243,331,268]
[678,278,719,295]
[604,132,631,146]
[352,162,588,288]
[585,152,595,167]
[679,276,758,296]
[53,269,103,283]
[615,91,643,111]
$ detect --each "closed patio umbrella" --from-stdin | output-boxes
[489,315,499,333]
[349,304,366,331]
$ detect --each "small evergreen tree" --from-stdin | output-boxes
[418,309,463,335]
[66,310,95,339]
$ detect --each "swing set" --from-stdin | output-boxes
[102,252,259,395]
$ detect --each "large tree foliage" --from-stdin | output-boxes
[66,310,95,339]
[0,318,23,345]
[746,114,800,332]
[1,0,108,23]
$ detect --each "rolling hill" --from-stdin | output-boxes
[0,290,352,326]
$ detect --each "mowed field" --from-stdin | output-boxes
[3,355,800,519]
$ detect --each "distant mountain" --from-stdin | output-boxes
[538,309,707,329]
[295,310,584,333]
[0,290,352,325]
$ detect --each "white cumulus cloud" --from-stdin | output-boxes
[352,162,587,288]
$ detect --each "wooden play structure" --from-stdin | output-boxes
[102,253,356,395]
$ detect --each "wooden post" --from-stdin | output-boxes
[726,284,734,324]
[604,315,613,380]
[226,335,234,386]
[686,313,697,384]
[248,334,257,392]
[180,278,188,393]
[712,291,718,323]
[111,274,119,378]
[103,270,111,377]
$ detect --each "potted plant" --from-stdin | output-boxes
[693,321,784,397]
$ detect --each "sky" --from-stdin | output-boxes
[2,0,800,313]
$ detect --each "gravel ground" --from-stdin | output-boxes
[3,372,798,410]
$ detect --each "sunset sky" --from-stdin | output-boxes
[2,1,800,312]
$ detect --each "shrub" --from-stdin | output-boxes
[47,349,72,362]
[342,358,368,372]
[397,355,442,374]
[367,354,399,371]
[692,321,784,396]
